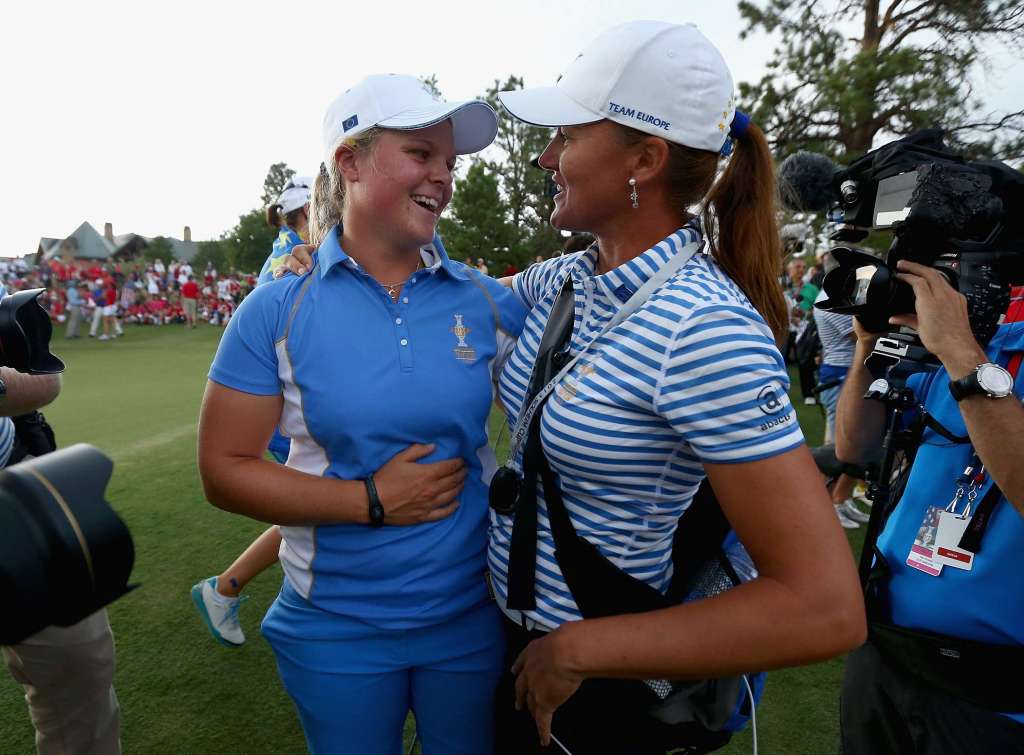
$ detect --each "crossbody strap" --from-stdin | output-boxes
[505,244,700,611]
[505,241,701,469]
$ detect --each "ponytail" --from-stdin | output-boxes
[309,166,337,247]
[701,124,788,345]
[265,204,282,229]
[615,122,787,345]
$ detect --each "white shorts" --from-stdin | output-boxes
[102,304,117,317]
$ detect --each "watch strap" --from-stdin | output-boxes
[948,369,980,402]
[949,362,1013,402]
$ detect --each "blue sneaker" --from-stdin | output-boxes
[191,577,246,647]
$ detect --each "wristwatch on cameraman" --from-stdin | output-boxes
[949,363,1014,402]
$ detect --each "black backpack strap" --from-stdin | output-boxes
[538,450,676,618]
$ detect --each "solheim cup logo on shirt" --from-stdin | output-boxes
[451,314,475,362]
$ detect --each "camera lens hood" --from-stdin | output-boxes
[0,444,134,644]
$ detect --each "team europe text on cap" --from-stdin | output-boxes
[498,21,736,154]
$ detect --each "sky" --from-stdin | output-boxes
[3,0,1021,258]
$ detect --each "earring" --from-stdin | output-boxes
[628,178,639,209]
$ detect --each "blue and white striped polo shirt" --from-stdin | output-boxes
[813,288,855,369]
[488,223,805,630]
[0,290,16,467]
[0,417,14,467]
[210,225,526,630]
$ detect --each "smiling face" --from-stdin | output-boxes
[537,120,638,234]
[340,121,456,252]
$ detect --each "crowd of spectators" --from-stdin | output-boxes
[2,257,259,339]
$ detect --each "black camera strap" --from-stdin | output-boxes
[506,277,576,610]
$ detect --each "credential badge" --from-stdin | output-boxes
[451,314,475,362]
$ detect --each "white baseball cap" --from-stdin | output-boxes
[276,175,313,214]
[322,74,498,165]
[499,21,737,153]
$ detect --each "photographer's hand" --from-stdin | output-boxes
[890,260,986,374]
[892,260,1024,513]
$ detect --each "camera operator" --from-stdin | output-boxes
[1,367,122,755]
[836,259,1024,753]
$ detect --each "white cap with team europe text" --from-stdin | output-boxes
[322,74,498,165]
[498,21,736,153]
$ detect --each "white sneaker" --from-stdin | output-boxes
[191,576,245,647]
[839,499,871,523]
[98,334,110,341]
[835,505,860,529]
[804,396,817,405]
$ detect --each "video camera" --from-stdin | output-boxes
[780,129,1024,364]
[0,288,134,645]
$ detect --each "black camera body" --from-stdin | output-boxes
[791,130,1024,344]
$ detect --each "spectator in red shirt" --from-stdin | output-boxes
[181,276,199,329]
[99,281,122,341]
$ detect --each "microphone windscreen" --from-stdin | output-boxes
[779,151,838,212]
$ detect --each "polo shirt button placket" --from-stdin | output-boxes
[395,291,413,371]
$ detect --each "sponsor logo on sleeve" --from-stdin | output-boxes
[757,382,794,431]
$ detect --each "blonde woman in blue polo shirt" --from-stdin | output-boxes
[485,22,865,753]
[198,75,526,755]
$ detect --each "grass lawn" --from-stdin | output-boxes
[0,323,864,754]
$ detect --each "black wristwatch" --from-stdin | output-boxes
[948,362,1014,402]
[364,475,385,527]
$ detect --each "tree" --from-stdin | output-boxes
[260,162,296,207]
[483,76,563,265]
[192,239,230,273]
[142,236,174,265]
[419,74,443,100]
[222,210,277,273]
[738,0,1024,162]
[438,161,514,267]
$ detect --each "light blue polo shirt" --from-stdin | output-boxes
[878,321,1024,646]
[209,225,526,630]
[258,225,304,285]
[258,226,305,460]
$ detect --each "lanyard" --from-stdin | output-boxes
[504,240,701,468]
[944,452,985,518]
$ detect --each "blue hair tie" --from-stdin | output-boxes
[730,110,751,139]
[720,110,751,157]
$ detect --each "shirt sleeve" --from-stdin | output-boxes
[511,255,575,310]
[484,278,529,386]
[654,302,806,464]
[257,230,301,285]
[208,283,284,395]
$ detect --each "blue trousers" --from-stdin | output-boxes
[263,580,504,755]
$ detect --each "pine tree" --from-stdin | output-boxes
[738,0,1024,162]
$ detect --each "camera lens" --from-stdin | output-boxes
[840,180,859,206]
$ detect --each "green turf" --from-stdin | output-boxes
[0,324,864,754]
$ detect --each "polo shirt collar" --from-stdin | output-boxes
[318,225,467,281]
[575,219,704,304]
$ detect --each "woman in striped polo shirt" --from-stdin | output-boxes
[487,21,866,753]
